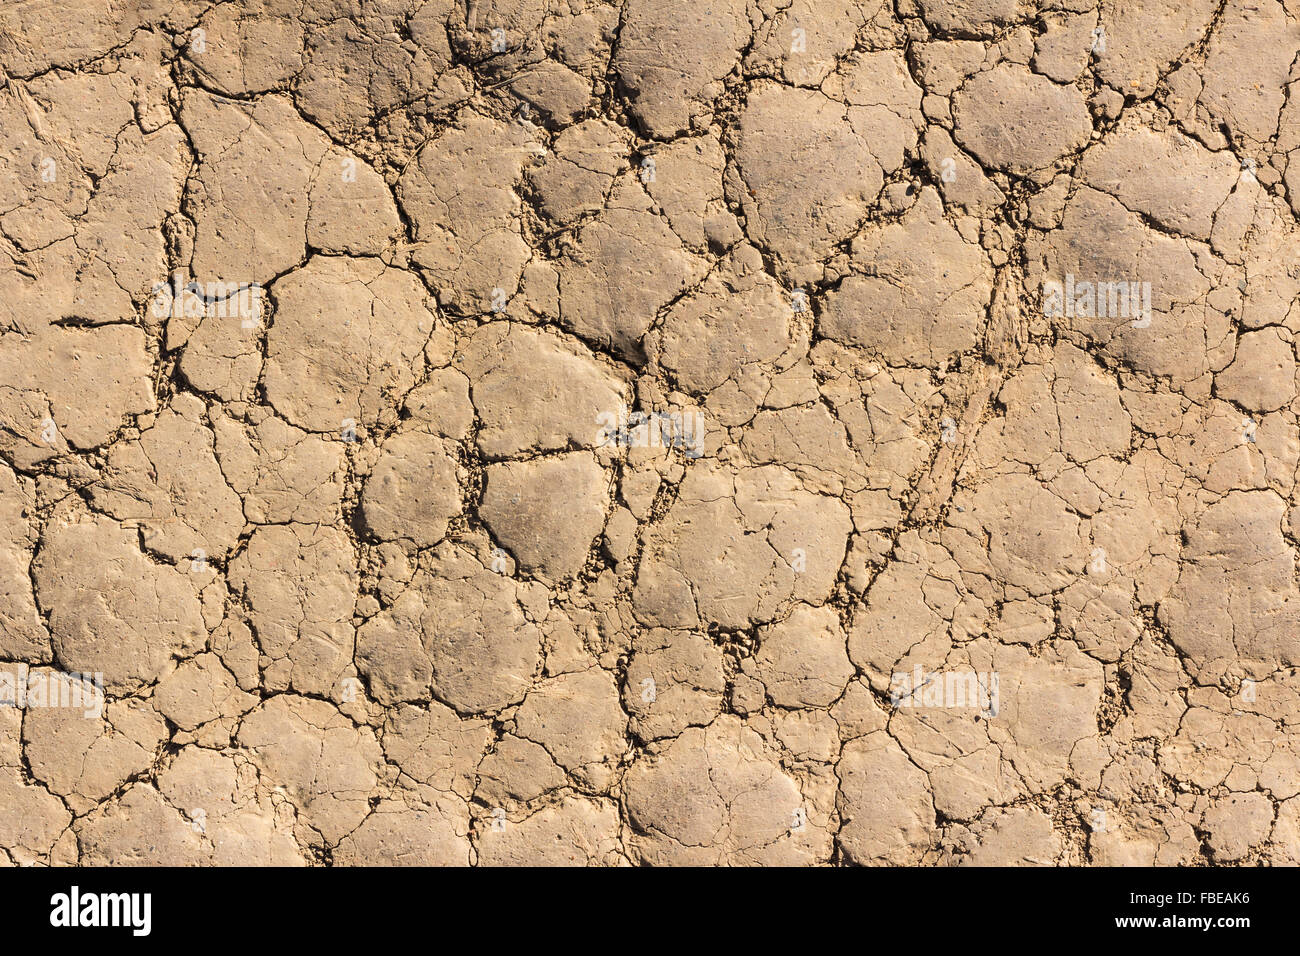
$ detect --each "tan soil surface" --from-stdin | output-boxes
[2,0,1299,866]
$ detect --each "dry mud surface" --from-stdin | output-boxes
[1,0,1299,867]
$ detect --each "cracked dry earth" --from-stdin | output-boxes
[1,0,1300,871]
